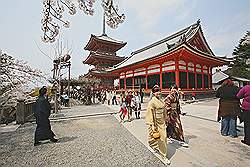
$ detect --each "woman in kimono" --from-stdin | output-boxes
[165,85,189,147]
[34,86,58,146]
[146,85,171,165]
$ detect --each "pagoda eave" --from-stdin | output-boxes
[84,34,127,51]
[83,53,126,66]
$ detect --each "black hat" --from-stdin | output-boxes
[152,85,160,93]
[39,86,47,96]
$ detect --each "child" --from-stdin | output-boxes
[119,97,128,123]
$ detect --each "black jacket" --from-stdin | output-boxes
[216,85,240,101]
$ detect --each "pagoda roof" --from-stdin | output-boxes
[111,20,226,71]
[84,68,117,78]
[83,51,126,66]
[84,34,127,51]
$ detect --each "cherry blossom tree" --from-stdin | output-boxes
[41,0,125,43]
[0,50,47,123]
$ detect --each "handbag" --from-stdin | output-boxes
[152,108,161,139]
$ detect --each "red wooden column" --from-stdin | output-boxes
[132,71,135,90]
[118,76,120,90]
[194,64,197,89]
[208,73,211,89]
[201,66,204,90]
[209,67,212,89]
[210,74,212,89]
[186,62,189,89]
[175,58,180,88]
[146,67,148,91]
[160,64,163,90]
[124,74,127,90]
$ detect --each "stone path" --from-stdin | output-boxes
[0,105,165,167]
[1,99,250,167]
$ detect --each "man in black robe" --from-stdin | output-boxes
[34,86,58,146]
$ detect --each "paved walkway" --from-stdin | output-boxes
[1,99,250,167]
[106,99,250,167]
[0,105,165,167]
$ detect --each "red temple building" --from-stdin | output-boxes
[83,33,127,89]
[109,20,228,94]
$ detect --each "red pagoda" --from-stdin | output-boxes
[83,33,127,89]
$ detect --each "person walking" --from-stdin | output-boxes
[119,97,128,123]
[112,91,118,105]
[216,79,241,138]
[146,85,170,165]
[106,90,111,105]
[139,86,144,103]
[165,85,189,147]
[34,86,58,146]
[237,83,250,146]
[133,91,141,119]
[125,90,133,122]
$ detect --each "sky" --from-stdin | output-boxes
[0,0,250,79]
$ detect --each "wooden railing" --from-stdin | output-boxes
[16,99,36,124]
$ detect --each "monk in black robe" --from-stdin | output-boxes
[34,86,58,146]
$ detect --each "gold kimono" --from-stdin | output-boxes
[146,96,167,158]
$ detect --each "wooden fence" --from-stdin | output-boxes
[16,100,36,124]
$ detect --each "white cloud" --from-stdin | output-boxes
[207,13,250,55]
[177,0,197,20]
[119,0,184,30]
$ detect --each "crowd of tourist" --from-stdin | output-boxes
[33,80,250,165]
[145,80,250,165]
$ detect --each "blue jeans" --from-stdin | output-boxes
[221,116,237,137]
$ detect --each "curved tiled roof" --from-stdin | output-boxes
[112,20,213,70]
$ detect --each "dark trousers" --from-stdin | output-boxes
[243,111,250,144]
[112,97,117,105]
[135,111,140,119]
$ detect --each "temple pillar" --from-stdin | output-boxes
[124,75,127,90]
[132,77,135,90]
[160,64,163,90]
[209,67,212,89]
[118,77,120,90]
[146,68,148,90]
[186,61,189,89]
[202,67,204,89]
[194,64,197,89]
[175,59,180,88]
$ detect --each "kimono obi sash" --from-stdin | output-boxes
[155,107,165,125]
[170,102,178,112]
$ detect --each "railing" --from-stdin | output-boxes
[16,99,36,124]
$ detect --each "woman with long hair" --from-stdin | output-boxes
[165,85,188,147]
[146,85,170,165]
[216,79,240,137]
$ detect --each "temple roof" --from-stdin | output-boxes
[111,20,224,70]
[212,70,229,84]
[84,34,127,51]
[212,70,250,84]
